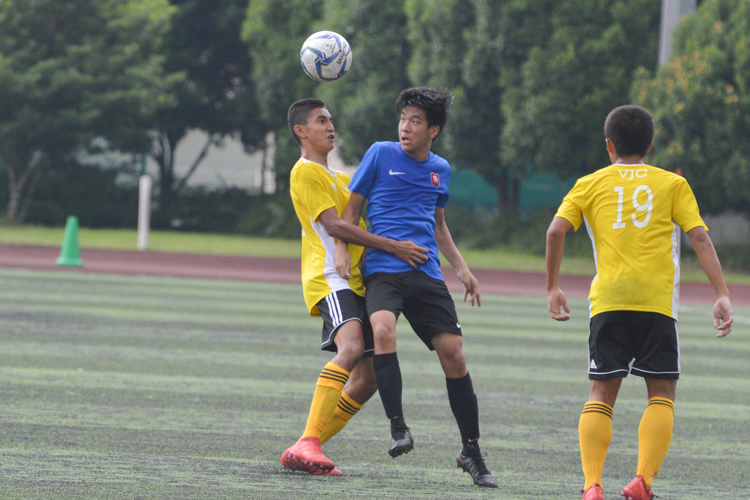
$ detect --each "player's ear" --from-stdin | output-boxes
[429,125,440,139]
[646,142,653,153]
[605,138,616,154]
[294,123,307,140]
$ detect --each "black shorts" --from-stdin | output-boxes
[364,271,462,351]
[588,311,680,380]
[316,289,374,358]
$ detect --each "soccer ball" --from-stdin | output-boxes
[299,31,352,83]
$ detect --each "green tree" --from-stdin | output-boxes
[501,0,660,179]
[405,0,557,208]
[406,0,512,206]
[632,0,750,215]
[0,0,178,223]
[317,0,411,165]
[151,0,262,226]
[242,0,320,194]
[244,0,412,187]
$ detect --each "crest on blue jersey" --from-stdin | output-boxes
[430,172,440,188]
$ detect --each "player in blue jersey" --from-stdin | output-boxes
[337,87,498,488]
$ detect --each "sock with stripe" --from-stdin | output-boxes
[319,390,363,444]
[373,352,405,426]
[636,397,675,489]
[579,401,613,490]
[446,373,481,456]
[300,362,350,439]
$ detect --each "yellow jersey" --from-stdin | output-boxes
[289,158,367,316]
[555,164,707,319]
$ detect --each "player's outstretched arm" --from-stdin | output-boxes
[687,226,733,337]
[323,193,428,269]
[434,207,480,306]
[546,217,573,321]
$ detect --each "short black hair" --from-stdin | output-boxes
[604,105,655,157]
[288,98,326,145]
[396,87,453,137]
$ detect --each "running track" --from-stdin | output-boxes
[1,244,748,307]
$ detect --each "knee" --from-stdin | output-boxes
[436,339,467,376]
[443,348,466,370]
[337,336,365,362]
[334,335,365,369]
[372,322,396,342]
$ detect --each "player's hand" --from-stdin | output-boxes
[548,288,570,321]
[335,242,353,279]
[457,268,481,307]
[392,240,429,269]
[713,296,733,338]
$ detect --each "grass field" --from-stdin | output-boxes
[0,268,748,499]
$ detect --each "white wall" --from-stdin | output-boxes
[151,129,272,193]
[154,129,355,194]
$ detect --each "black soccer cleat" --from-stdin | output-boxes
[456,450,499,488]
[388,425,414,458]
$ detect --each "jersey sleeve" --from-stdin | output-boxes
[349,143,380,198]
[437,165,450,208]
[672,177,707,232]
[291,166,336,222]
[554,181,585,231]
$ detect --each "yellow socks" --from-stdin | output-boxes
[319,391,363,444]
[579,401,613,490]
[637,397,675,489]
[300,362,349,439]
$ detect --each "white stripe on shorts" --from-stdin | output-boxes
[326,292,343,327]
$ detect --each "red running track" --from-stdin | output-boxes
[1,243,748,307]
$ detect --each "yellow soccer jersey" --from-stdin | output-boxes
[289,158,367,316]
[555,164,707,319]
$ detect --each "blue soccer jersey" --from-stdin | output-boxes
[348,141,451,281]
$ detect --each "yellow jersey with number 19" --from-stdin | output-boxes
[555,164,707,320]
[290,158,367,316]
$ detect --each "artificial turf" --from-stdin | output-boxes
[0,268,747,499]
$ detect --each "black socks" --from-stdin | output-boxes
[373,352,405,423]
[447,373,481,453]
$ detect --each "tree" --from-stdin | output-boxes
[0,0,178,223]
[241,0,321,194]
[501,0,660,179]
[632,0,750,215]
[317,0,411,165]
[150,0,262,226]
[410,0,520,206]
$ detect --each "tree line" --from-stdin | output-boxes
[1,0,747,228]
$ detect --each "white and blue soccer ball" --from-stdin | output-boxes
[300,31,352,83]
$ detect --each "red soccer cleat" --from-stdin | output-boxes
[581,483,604,500]
[282,437,335,474]
[280,447,297,470]
[314,467,343,476]
[622,475,658,500]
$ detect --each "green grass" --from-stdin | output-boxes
[0,268,748,499]
[0,225,302,258]
[3,224,750,284]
